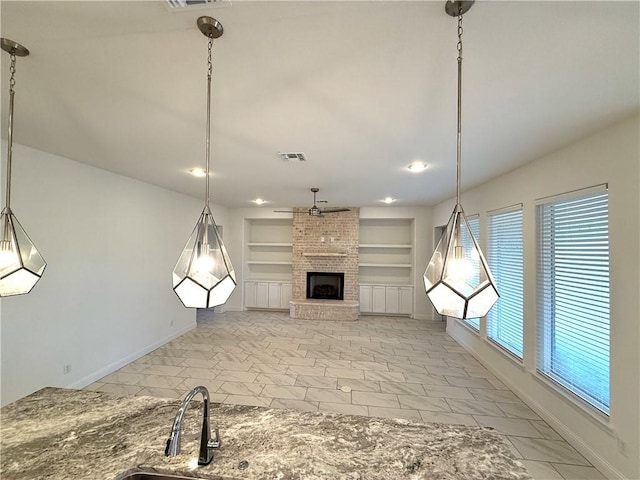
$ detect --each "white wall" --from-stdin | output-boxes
[432,114,640,479]
[0,143,228,406]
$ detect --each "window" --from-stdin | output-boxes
[487,206,524,358]
[536,187,609,414]
[461,215,480,331]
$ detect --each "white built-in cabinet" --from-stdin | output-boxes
[359,285,413,315]
[244,281,292,310]
[244,218,294,310]
[358,218,414,316]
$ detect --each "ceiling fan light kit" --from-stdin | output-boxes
[422,1,498,320]
[172,17,236,309]
[0,38,47,297]
[274,188,350,217]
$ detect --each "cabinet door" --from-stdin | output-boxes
[244,281,257,308]
[385,287,400,314]
[371,286,386,313]
[399,287,413,315]
[280,283,293,309]
[256,282,269,308]
[268,283,282,309]
[359,285,372,313]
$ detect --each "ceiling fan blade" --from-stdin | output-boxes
[273,209,294,213]
[319,208,351,214]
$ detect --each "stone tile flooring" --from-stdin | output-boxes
[86,311,605,480]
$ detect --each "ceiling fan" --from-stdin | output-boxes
[274,188,350,217]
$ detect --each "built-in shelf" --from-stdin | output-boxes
[359,244,412,249]
[359,218,414,287]
[359,263,412,268]
[245,218,294,282]
[302,252,347,257]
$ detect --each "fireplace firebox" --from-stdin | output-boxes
[306,272,344,300]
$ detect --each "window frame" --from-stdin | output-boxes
[486,204,524,360]
[535,185,610,415]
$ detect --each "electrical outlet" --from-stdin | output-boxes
[63,364,72,375]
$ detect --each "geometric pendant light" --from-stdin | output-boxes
[423,1,498,319]
[172,17,236,309]
[0,39,46,297]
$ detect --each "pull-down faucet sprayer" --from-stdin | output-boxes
[165,385,221,466]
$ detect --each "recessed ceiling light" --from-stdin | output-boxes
[382,197,395,204]
[253,198,267,205]
[407,162,428,173]
[189,168,206,177]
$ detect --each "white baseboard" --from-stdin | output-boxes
[448,326,625,480]
[223,306,243,312]
[412,313,434,321]
[67,323,195,390]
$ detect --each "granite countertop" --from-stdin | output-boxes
[0,387,532,480]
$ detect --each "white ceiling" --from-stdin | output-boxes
[1,1,638,208]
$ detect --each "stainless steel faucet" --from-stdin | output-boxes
[164,385,221,466]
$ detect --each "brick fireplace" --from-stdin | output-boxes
[289,207,359,321]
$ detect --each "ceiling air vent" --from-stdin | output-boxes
[165,0,231,11]
[279,152,307,162]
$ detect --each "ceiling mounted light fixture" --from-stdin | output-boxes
[0,39,46,297]
[189,167,207,177]
[252,198,266,205]
[407,161,427,173]
[172,17,236,309]
[382,197,395,204]
[423,1,498,320]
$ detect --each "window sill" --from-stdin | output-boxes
[485,338,525,368]
[455,318,480,335]
[529,368,613,434]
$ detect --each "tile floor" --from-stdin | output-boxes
[86,310,605,480]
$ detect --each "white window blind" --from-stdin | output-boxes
[536,188,610,414]
[461,215,480,331]
[487,206,524,358]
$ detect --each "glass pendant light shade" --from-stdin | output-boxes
[0,209,46,296]
[424,204,497,319]
[173,205,236,308]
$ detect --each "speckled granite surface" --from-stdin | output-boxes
[1,388,532,480]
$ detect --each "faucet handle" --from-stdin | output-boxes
[208,427,221,449]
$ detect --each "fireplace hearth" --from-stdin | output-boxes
[307,272,344,300]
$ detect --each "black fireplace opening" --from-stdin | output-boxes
[307,272,344,300]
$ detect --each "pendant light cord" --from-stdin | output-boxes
[4,53,17,212]
[205,34,213,207]
[455,8,463,208]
